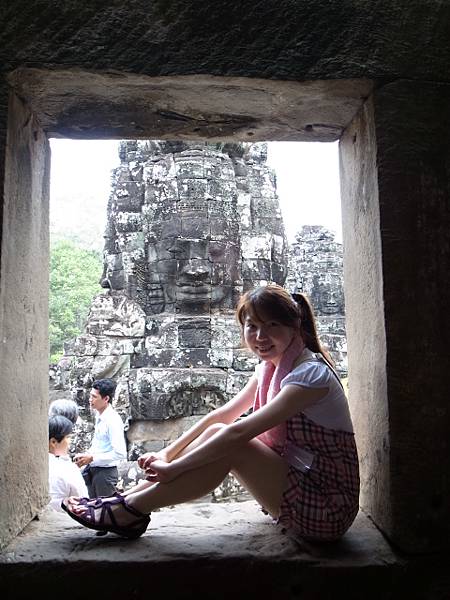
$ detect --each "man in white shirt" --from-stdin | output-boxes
[74,378,127,498]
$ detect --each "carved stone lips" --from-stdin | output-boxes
[177,283,210,295]
[177,282,210,289]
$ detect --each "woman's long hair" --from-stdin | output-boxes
[236,284,334,367]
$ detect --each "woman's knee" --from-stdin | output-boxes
[203,422,227,438]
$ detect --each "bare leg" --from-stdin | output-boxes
[117,436,288,525]
[69,427,289,530]
[119,423,233,499]
[118,423,228,497]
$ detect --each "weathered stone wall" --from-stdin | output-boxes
[2,0,450,555]
[2,3,450,83]
[286,225,347,376]
[340,97,391,540]
[341,81,450,551]
[0,92,50,549]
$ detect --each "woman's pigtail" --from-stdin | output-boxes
[292,292,335,367]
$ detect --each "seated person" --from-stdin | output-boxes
[62,285,359,542]
[48,415,88,512]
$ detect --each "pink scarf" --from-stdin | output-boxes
[253,336,305,452]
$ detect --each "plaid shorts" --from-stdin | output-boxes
[276,414,360,541]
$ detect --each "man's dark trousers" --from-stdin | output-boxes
[82,465,119,498]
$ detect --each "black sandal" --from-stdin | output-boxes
[61,495,150,539]
[76,491,123,508]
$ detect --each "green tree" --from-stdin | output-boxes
[49,239,103,363]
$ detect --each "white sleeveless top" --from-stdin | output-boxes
[279,350,354,433]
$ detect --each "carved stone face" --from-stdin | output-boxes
[149,210,240,313]
[311,275,344,315]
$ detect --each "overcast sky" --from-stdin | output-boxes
[49,139,342,244]
[266,141,341,242]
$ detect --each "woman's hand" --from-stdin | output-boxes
[137,449,169,471]
[144,459,181,484]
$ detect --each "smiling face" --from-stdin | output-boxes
[243,313,296,366]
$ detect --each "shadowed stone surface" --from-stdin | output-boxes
[0,502,407,600]
[2,0,450,562]
[8,69,372,142]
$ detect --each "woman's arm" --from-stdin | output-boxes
[147,383,327,482]
[139,376,258,466]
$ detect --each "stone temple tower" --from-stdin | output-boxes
[286,225,347,376]
[57,140,288,470]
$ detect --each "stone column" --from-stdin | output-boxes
[0,83,50,550]
[340,81,450,553]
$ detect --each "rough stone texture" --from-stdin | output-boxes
[7,69,373,142]
[0,92,50,550]
[55,141,286,492]
[371,81,450,552]
[2,502,448,600]
[341,82,450,552]
[340,97,391,544]
[0,502,408,600]
[1,0,450,566]
[1,3,450,83]
[286,226,347,375]
[0,79,7,253]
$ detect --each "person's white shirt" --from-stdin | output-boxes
[89,404,127,467]
[48,453,88,512]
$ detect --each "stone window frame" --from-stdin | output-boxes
[1,69,385,550]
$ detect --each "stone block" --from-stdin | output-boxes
[226,370,253,396]
[151,180,179,205]
[210,316,242,349]
[180,213,210,238]
[206,177,237,201]
[115,211,143,233]
[232,349,258,371]
[117,231,145,254]
[90,354,130,381]
[133,347,211,369]
[71,334,98,356]
[190,368,228,392]
[144,155,177,182]
[145,315,179,347]
[174,155,205,179]
[113,181,144,211]
[178,317,211,348]
[270,261,287,283]
[85,293,146,338]
[132,391,193,419]
[241,234,273,260]
[208,348,233,368]
[204,156,235,180]
[241,258,271,281]
[179,178,207,203]
[127,416,200,443]
[175,295,211,315]
[209,215,239,241]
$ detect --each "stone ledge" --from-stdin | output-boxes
[0,500,445,599]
